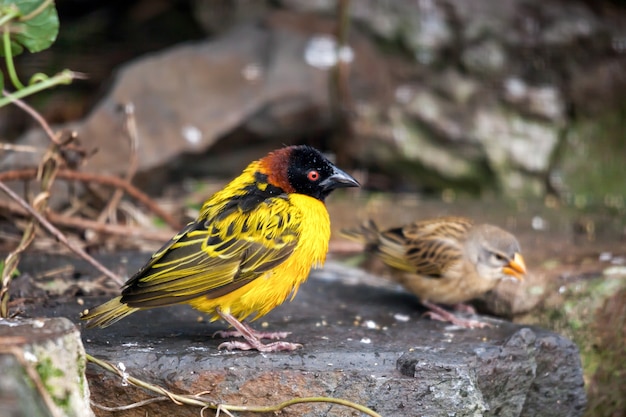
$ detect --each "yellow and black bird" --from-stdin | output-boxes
[342,217,527,328]
[82,145,359,351]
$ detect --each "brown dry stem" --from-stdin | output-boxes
[0,168,182,230]
[0,199,174,242]
[0,136,61,316]
[97,102,140,225]
[0,181,125,286]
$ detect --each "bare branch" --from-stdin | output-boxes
[0,168,182,230]
[0,199,174,242]
[90,397,168,412]
[0,181,125,286]
[2,89,61,145]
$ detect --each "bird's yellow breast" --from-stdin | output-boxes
[188,193,330,321]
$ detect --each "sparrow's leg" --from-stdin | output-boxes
[421,300,491,329]
[214,308,302,352]
[451,303,476,315]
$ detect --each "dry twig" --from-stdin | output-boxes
[90,397,169,412]
[0,143,40,153]
[0,136,61,316]
[0,168,182,230]
[0,181,124,286]
[97,102,140,225]
[2,89,61,144]
[0,199,174,242]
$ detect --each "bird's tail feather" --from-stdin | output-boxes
[340,220,381,246]
[80,296,139,328]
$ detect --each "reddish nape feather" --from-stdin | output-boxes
[258,147,296,193]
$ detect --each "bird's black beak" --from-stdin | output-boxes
[320,166,360,191]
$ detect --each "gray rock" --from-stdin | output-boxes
[435,70,480,105]
[388,94,483,181]
[502,78,565,122]
[0,317,94,417]
[462,40,507,77]
[471,107,561,171]
[19,253,586,417]
[398,327,586,417]
[0,354,55,417]
[283,0,454,64]
[279,0,624,197]
[357,81,563,195]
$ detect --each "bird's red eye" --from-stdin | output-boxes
[307,170,320,181]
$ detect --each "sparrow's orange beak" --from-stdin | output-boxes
[502,252,527,280]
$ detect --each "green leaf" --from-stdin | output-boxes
[0,0,59,56]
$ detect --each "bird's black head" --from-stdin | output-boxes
[261,145,359,201]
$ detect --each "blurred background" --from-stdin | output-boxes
[1,1,626,416]
[4,0,626,201]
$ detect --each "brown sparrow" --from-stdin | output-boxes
[342,216,527,328]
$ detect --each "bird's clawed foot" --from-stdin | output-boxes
[215,308,302,352]
[423,311,491,329]
[213,329,291,340]
[218,340,303,352]
[422,301,492,329]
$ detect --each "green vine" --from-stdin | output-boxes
[3,25,24,89]
[0,69,74,106]
[0,0,77,106]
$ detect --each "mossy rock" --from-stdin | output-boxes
[517,269,626,417]
[0,317,94,417]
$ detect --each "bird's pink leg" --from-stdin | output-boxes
[213,328,290,340]
[214,309,302,352]
[451,303,477,315]
[421,300,492,329]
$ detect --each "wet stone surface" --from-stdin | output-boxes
[17,253,587,417]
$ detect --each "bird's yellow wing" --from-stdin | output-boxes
[379,217,473,277]
[119,197,300,308]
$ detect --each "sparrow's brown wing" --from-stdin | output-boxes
[378,217,473,277]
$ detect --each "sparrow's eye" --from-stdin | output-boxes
[492,253,506,262]
[307,170,320,181]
